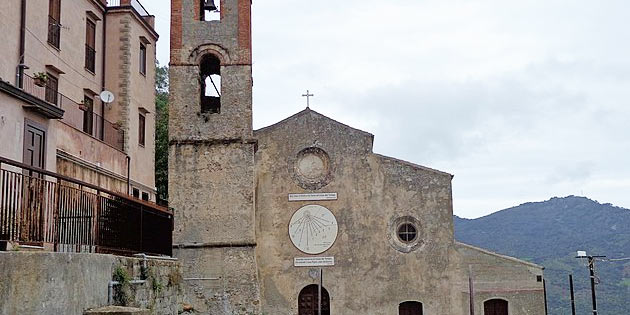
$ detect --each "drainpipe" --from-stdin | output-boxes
[17,0,27,88]
[126,155,131,195]
[100,10,107,140]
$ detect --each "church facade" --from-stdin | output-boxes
[168,1,546,314]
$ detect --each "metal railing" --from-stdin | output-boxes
[85,45,96,73]
[107,0,150,17]
[21,75,125,151]
[47,15,61,48]
[0,156,173,256]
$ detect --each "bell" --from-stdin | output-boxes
[204,0,217,11]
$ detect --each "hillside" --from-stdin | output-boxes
[454,196,630,315]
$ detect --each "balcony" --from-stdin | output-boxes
[21,74,125,151]
[0,156,173,256]
[107,0,150,17]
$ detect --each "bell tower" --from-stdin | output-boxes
[169,0,260,313]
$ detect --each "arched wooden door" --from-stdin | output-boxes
[298,284,330,315]
[399,301,423,315]
[484,299,508,315]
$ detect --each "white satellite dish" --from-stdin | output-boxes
[99,90,115,104]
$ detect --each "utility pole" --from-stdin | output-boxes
[569,274,576,315]
[318,268,322,315]
[576,251,606,315]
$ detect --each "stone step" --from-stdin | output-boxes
[84,306,150,315]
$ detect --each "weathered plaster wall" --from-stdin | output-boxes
[254,109,461,314]
[0,92,58,172]
[21,0,105,102]
[104,9,158,198]
[0,1,20,83]
[0,252,183,315]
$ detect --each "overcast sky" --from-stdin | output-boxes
[142,0,630,218]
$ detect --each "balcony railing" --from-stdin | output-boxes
[47,15,61,48]
[0,156,173,256]
[85,44,96,73]
[21,74,125,151]
[107,0,150,17]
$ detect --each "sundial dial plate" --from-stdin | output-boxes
[288,204,338,255]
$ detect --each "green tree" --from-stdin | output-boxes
[155,63,169,204]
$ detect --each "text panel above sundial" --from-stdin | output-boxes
[289,205,338,255]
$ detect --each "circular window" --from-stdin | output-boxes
[388,216,424,253]
[397,223,418,243]
[291,147,333,190]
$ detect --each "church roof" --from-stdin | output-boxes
[254,108,374,139]
[455,242,544,269]
[255,108,453,177]
[375,154,453,178]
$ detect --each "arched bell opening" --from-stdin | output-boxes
[201,0,220,21]
[199,53,221,114]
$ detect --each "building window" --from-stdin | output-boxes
[298,285,330,315]
[139,43,147,75]
[397,223,417,243]
[44,73,58,105]
[132,188,140,198]
[141,192,149,201]
[201,0,220,21]
[484,299,508,315]
[48,0,61,48]
[82,95,94,135]
[200,54,221,114]
[85,19,96,73]
[399,301,423,315]
[138,113,145,146]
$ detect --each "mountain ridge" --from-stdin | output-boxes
[454,195,630,314]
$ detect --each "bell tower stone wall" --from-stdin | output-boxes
[169,0,260,313]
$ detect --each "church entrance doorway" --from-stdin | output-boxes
[298,284,330,315]
[399,301,423,315]
[484,299,508,315]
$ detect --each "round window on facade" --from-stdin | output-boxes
[397,223,418,243]
[388,215,424,253]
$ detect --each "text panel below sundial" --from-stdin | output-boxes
[288,204,338,255]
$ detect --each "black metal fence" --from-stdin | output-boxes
[0,156,173,256]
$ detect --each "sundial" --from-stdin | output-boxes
[289,205,338,255]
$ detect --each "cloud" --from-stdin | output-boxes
[144,0,630,218]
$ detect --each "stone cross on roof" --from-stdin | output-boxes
[302,90,314,108]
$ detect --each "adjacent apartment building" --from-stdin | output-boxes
[0,0,158,201]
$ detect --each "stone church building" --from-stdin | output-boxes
[169,0,546,314]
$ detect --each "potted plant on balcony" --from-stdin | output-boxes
[78,100,89,111]
[33,72,48,87]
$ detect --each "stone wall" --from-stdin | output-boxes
[254,109,460,314]
[455,242,546,315]
[0,252,183,315]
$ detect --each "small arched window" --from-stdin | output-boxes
[200,54,221,114]
[484,299,508,315]
[298,284,330,315]
[399,301,423,315]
